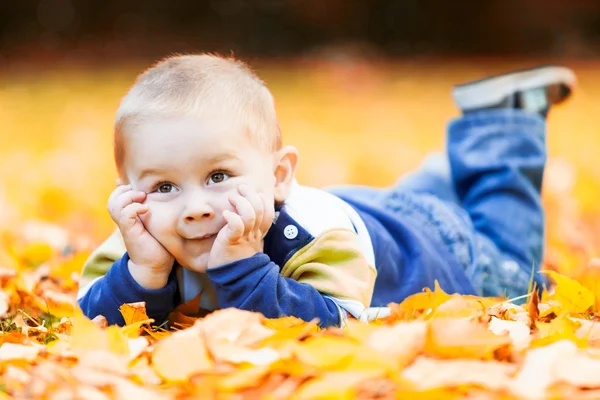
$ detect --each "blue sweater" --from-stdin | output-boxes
[78,184,477,327]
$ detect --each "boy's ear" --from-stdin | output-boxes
[273,145,299,203]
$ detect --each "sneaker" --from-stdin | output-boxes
[452,65,576,116]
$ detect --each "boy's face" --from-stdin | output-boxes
[122,116,279,272]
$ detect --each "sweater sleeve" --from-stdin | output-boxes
[77,253,179,326]
[206,253,343,327]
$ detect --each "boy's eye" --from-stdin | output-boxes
[157,183,174,193]
[209,172,229,184]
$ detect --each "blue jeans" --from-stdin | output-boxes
[331,109,547,298]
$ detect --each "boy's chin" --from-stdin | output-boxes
[178,254,210,273]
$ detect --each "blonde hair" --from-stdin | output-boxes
[114,53,281,173]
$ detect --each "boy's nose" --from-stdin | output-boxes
[181,194,214,222]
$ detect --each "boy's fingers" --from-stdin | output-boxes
[120,203,149,228]
[259,193,275,235]
[222,210,244,243]
[238,185,263,230]
[114,190,146,211]
[108,185,132,205]
[229,195,255,234]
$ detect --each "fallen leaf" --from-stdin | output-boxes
[294,336,358,369]
[392,281,453,319]
[401,356,516,391]
[553,350,600,388]
[292,372,381,400]
[70,307,129,356]
[542,270,594,314]
[531,315,587,348]
[425,318,511,360]
[488,317,531,350]
[0,342,39,361]
[119,302,152,326]
[151,328,213,381]
[528,286,540,332]
[430,296,487,320]
[366,321,426,367]
[511,340,578,399]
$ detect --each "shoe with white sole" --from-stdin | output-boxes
[452,65,576,117]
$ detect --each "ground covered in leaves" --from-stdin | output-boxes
[1,60,600,399]
[3,235,600,400]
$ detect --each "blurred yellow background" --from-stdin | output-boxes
[1,59,599,277]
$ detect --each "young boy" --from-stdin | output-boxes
[77,55,575,327]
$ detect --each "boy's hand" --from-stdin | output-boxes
[107,184,174,289]
[208,185,274,269]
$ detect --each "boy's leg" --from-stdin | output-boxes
[395,152,460,204]
[448,66,575,297]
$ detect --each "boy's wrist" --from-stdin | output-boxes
[127,259,172,289]
[208,247,260,269]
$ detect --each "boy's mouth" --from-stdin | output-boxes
[188,233,217,240]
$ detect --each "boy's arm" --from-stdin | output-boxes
[206,228,377,327]
[77,230,179,326]
[78,253,179,326]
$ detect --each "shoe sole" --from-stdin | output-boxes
[452,65,577,111]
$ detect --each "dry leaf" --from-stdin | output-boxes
[401,356,516,391]
[151,328,213,381]
[119,302,152,326]
[366,321,426,367]
[392,281,453,319]
[488,317,531,350]
[430,296,487,320]
[511,340,578,399]
[0,342,40,361]
[528,286,540,332]
[425,318,511,360]
[70,307,129,356]
[542,270,595,314]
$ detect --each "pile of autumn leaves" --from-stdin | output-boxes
[2,227,600,399]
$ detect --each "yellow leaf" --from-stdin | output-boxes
[119,302,153,326]
[531,315,587,348]
[262,316,320,346]
[430,296,487,320]
[18,242,54,268]
[292,372,373,400]
[398,281,453,314]
[577,258,600,312]
[542,270,594,314]
[50,252,90,280]
[151,329,213,381]
[217,364,272,392]
[70,307,129,356]
[294,336,358,369]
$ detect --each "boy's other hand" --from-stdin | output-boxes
[107,184,174,289]
[208,185,274,269]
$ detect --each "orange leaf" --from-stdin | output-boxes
[424,318,511,360]
[151,329,213,381]
[396,281,453,317]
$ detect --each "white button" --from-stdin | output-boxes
[283,225,298,239]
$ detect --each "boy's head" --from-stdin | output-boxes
[114,54,298,272]
[115,54,282,174]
